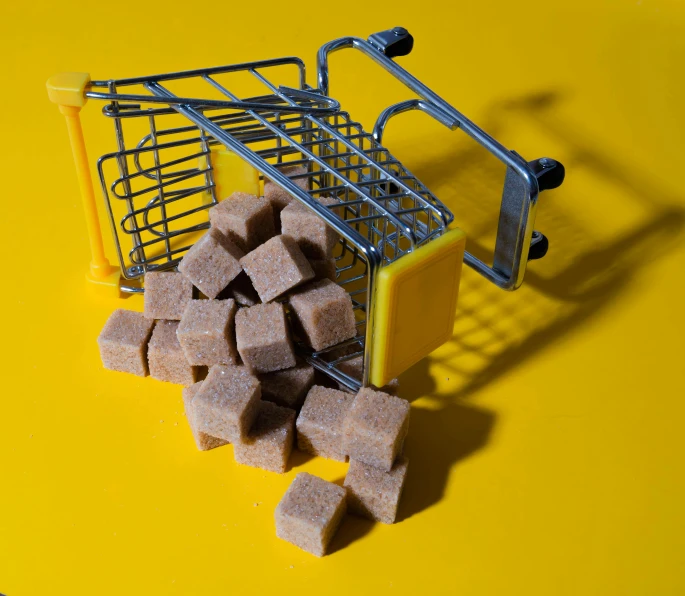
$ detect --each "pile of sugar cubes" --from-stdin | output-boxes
[96,167,410,556]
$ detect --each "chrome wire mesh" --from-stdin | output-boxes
[92,57,453,390]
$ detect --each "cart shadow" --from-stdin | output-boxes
[329,513,376,554]
[326,475,376,552]
[397,371,496,522]
[379,90,685,518]
[403,89,685,401]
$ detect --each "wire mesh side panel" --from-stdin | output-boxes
[98,110,219,278]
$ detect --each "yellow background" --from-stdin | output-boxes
[2,1,684,594]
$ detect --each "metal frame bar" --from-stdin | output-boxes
[317,35,540,290]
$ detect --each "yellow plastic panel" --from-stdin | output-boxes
[202,146,260,201]
[370,228,466,387]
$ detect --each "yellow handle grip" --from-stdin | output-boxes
[47,73,118,285]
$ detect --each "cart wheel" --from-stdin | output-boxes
[535,158,565,191]
[368,27,414,59]
[528,231,549,260]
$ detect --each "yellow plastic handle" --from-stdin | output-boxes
[47,73,119,289]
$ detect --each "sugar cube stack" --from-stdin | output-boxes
[296,386,355,461]
[280,196,340,259]
[144,271,192,320]
[275,472,347,557]
[147,320,197,385]
[177,299,238,366]
[344,455,408,524]
[342,387,410,472]
[178,228,244,299]
[240,235,314,302]
[96,187,416,555]
[191,364,261,443]
[309,258,337,281]
[234,401,296,473]
[289,279,357,351]
[235,303,296,373]
[225,271,260,307]
[209,191,275,252]
[264,165,310,229]
[259,358,315,410]
[98,309,155,376]
[182,381,229,451]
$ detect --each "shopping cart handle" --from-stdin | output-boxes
[372,99,459,144]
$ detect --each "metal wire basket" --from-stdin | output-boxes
[47,27,565,390]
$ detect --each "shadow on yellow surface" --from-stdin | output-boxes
[390,89,685,524]
[406,89,685,401]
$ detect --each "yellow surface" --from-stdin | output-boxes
[2,2,685,595]
[370,228,465,387]
[202,146,261,202]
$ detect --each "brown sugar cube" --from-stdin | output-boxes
[264,165,310,229]
[225,271,260,307]
[143,271,193,320]
[235,302,296,373]
[342,388,410,472]
[240,235,314,302]
[209,192,275,252]
[344,455,408,524]
[289,279,356,351]
[259,359,315,410]
[147,320,196,385]
[336,355,399,396]
[280,196,340,259]
[192,364,261,443]
[234,401,296,473]
[97,309,155,376]
[177,299,238,366]
[296,386,355,461]
[178,228,244,299]
[182,381,229,451]
[275,472,347,557]
[309,258,337,281]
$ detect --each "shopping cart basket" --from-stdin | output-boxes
[47,27,565,390]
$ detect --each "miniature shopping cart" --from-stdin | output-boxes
[47,27,565,390]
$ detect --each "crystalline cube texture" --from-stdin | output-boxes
[342,388,410,472]
[191,364,261,443]
[97,309,155,377]
[143,271,193,320]
[147,319,196,385]
[288,279,356,351]
[240,235,314,303]
[182,381,229,451]
[177,299,238,366]
[296,386,355,462]
[209,191,275,252]
[178,229,244,299]
[259,359,315,410]
[280,196,340,259]
[275,472,347,557]
[344,455,408,524]
[264,165,310,229]
[234,401,296,473]
[235,302,296,373]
